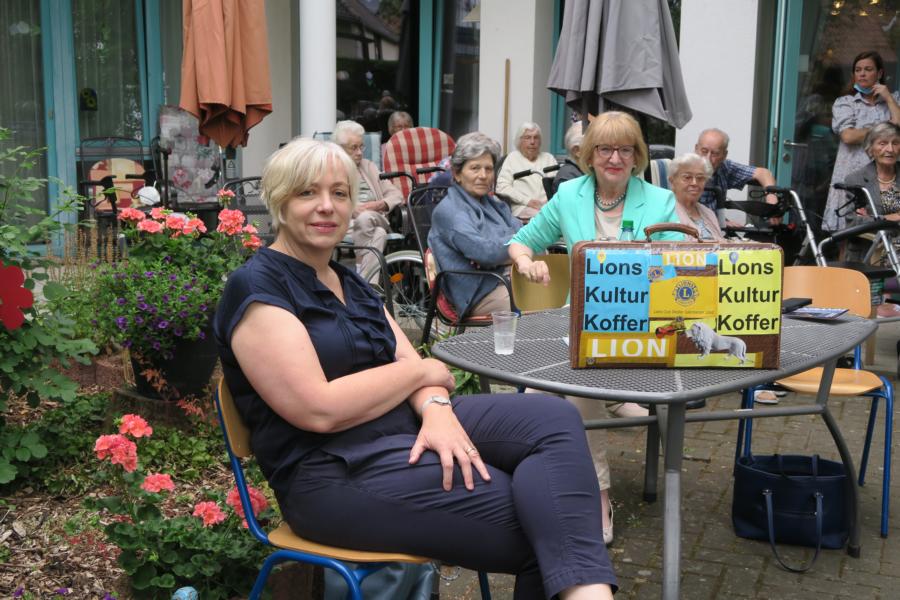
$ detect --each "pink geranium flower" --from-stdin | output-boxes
[165,214,187,232]
[119,414,153,438]
[136,219,163,234]
[193,501,226,527]
[150,207,168,220]
[117,207,146,222]
[226,485,269,527]
[182,217,207,235]
[94,434,138,472]
[216,208,246,235]
[241,223,258,234]
[141,473,175,494]
[243,234,263,250]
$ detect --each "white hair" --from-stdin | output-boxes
[333,120,365,145]
[697,128,730,149]
[668,152,714,182]
[563,121,584,159]
[514,122,542,147]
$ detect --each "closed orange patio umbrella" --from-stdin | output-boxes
[179,0,272,148]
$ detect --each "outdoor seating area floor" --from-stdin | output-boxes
[438,320,900,599]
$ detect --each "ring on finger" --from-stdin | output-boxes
[464,446,478,455]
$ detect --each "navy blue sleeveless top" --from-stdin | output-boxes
[214,247,417,499]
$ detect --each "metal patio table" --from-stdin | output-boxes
[431,308,876,600]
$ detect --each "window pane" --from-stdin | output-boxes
[336,1,414,142]
[73,0,143,140]
[438,0,479,139]
[789,0,899,234]
[0,0,48,213]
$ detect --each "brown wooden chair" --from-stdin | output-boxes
[510,252,571,312]
[215,379,493,599]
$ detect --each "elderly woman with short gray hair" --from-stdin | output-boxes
[496,121,558,219]
[669,152,725,241]
[427,132,521,317]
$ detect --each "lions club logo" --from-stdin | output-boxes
[647,266,664,282]
[673,280,698,306]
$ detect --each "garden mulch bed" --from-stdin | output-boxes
[2,383,130,598]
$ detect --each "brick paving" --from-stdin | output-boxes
[438,321,900,599]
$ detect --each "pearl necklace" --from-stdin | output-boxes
[595,188,627,212]
[877,174,897,185]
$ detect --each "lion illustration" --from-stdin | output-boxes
[684,322,747,364]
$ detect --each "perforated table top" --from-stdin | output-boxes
[432,309,876,404]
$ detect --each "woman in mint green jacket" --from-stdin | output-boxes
[508,111,681,271]
[507,110,681,546]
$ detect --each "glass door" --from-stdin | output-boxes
[773,0,899,236]
[0,0,48,214]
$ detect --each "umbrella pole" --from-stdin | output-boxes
[503,59,510,155]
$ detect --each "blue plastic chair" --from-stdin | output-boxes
[735,266,894,537]
[215,379,493,599]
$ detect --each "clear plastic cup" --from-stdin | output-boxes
[491,311,519,355]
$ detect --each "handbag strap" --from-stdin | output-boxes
[775,454,820,480]
[764,490,823,573]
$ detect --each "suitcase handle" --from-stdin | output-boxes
[643,222,702,241]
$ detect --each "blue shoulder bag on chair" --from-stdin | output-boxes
[732,454,848,573]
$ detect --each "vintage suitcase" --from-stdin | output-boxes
[569,223,783,369]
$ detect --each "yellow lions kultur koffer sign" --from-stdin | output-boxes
[569,241,783,369]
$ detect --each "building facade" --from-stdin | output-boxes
[1,0,898,225]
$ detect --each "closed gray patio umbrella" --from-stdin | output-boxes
[547,0,692,129]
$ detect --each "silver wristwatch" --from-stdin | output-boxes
[421,395,452,411]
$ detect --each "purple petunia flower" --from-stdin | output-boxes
[164,255,173,263]
[158,320,169,329]
[199,304,208,312]
[134,315,144,325]
[116,297,126,305]
[115,316,128,330]
[137,302,149,311]
[162,294,170,302]
[149,306,158,314]
[122,340,132,348]
[198,331,206,340]
[14,587,24,598]
[54,588,69,596]
[173,327,183,336]
[151,340,161,350]
[91,319,98,326]
[169,273,177,281]
[183,283,193,290]
[103,593,117,600]
[137,294,145,302]
[178,295,188,302]
[144,271,155,278]
[178,310,189,319]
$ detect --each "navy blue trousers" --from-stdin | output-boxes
[280,393,617,599]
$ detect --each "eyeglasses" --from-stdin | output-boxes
[343,144,365,153]
[677,173,708,184]
[593,145,635,159]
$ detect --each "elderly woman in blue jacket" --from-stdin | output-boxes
[428,132,521,317]
[508,110,681,545]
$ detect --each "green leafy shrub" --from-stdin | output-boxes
[4,392,110,494]
[0,127,98,484]
[92,414,275,599]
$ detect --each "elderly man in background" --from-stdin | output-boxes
[496,122,558,220]
[334,120,404,276]
[695,128,780,224]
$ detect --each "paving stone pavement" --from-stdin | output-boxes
[436,321,900,599]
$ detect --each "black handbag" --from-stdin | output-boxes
[732,454,849,572]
